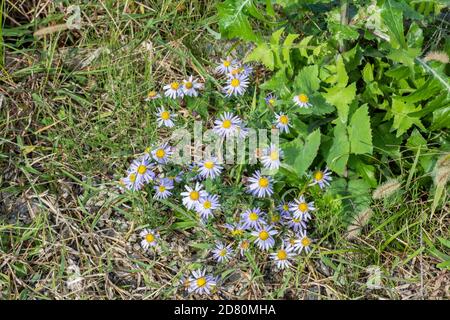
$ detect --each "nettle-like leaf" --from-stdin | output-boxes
[245,42,274,70]
[390,98,424,137]
[381,0,407,49]
[348,104,373,155]
[294,65,320,93]
[323,82,356,124]
[326,121,350,176]
[217,0,258,42]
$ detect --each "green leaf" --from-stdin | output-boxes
[217,0,258,42]
[336,55,349,87]
[245,42,274,70]
[323,82,356,124]
[381,0,407,49]
[391,98,424,137]
[326,122,349,175]
[294,65,320,93]
[293,129,321,176]
[349,104,373,155]
[362,63,374,83]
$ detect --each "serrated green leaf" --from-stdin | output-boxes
[349,104,373,155]
[391,98,424,137]
[245,42,274,70]
[326,122,349,175]
[217,0,258,42]
[362,63,374,83]
[294,65,320,94]
[293,129,321,176]
[382,0,407,49]
[323,82,356,124]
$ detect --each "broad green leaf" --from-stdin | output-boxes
[336,55,349,87]
[282,33,299,73]
[323,82,356,124]
[217,0,258,42]
[391,98,424,137]
[294,65,320,93]
[381,0,407,49]
[245,42,274,70]
[293,129,321,176]
[349,104,373,155]
[326,122,349,175]
[348,156,377,188]
[362,63,374,83]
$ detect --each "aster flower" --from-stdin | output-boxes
[156,107,175,128]
[188,269,216,295]
[145,90,161,101]
[270,244,295,269]
[215,56,237,75]
[197,157,223,179]
[289,195,315,220]
[167,172,183,183]
[151,142,172,164]
[237,239,250,257]
[265,93,277,107]
[293,93,312,108]
[163,81,184,99]
[213,112,242,138]
[224,222,245,237]
[252,225,278,251]
[241,208,266,229]
[180,182,207,210]
[195,193,220,220]
[293,230,313,254]
[277,201,291,218]
[261,144,283,170]
[274,113,291,134]
[283,232,301,248]
[269,212,282,225]
[246,170,274,198]
[153,178,174,200]
[139,229,159,250]
[224,73,249,97]
[182,75,203,97]
[128,156,155,185]
[285,214,307,232]
[212,242,233,263]
[310,167,332,189]
[123,172,144,191]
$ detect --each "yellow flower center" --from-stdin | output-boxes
[147,90,157,98]
[231,229,243,236]
[249,212,258,221]
[219,249,227,257]
[223,60,231,67]
[196,277,206,287]
[231,68,239,75]
[129,173,136,182]
[279,115,289,125]
[277,250,287,260]
[290,238,296,246]
[298,94,308,103]
[158,185,166,192]
[298,202,308,212]
[222,119,232,129]
[156,149,165,158]
[190,191,199,201]
[293,218,301,223]
[314,171,324,181]
[203,200,212,209]
[230,78,240,87]
[240,240,249,249]
[259,230,269,241]
[204,161,214,169]
[258,177,269,188]
[137,165,147,175]
[184,81,193,89]
[270,151,279,161]
[170,82,179,90]
[161,111,170,120]
[271,214,280,223]
[145,233,155,243]
[301,237,311,247]
[269,98,275,105]
[282,204,289,211]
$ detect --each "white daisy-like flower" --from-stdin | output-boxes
[261,144,283,170]
[122,172,144,191]
[215,56,237,75]
[182,75,203,97]
[269,212,282,225]
[156,107,175,128]
[283,232,302,248]
[212,242,233,263]
[163,81,184,99]
[188,269,216,295]
[241,207,266,229]
[265,93,277,107]
[293,93,312,108]
[274,113,291,134]
[144,90,161,101]
[153,178,174,199]
[197,157,223,179]
[276,201,291,218]
[285,214,307,232]
[151,142,172,164]
[252,225,278,251]
[224,73,249,97]
[310,167,332,189]
[195,194,220,220]
[246,170,274,198]
[237,239,250,257]
[180,182,207,210]
[289,195,315,220]
[294,230,313,254]
[270,244,296,269]
[128,157,155,185]
[224,222,245,237]
[139,229,159,250]
[213,112,242,138]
